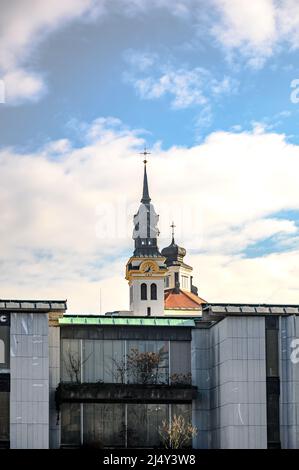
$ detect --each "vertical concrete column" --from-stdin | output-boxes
[10,313,49,449]
[210,317,267,449]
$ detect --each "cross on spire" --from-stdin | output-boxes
[171,221,176,243]
[140,146,151,204]
[140,146,151,165]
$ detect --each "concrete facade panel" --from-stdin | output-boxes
[10,313,49,449]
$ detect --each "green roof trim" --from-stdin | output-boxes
[58,316,195,327]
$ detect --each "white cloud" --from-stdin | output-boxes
[276,0,299,49]
[43,139,72,155]
[211,0,299,67]
[193,250,299,304]
[133,68,209,109]
[0,0,100,70]
[1,0,298,105]
[211,76,239,95]
[1,118,299,312]
[123,50,158,72]
[125,54,238,111]
[3,68,46,104]
[212,0,276,65]
[0,0,102,104]
[0,0,198,104]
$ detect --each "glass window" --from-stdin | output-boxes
[126,340,169,384]
[164,276,170,288]
[83,340,125,383]
[127,404,168,448]
[0,391,9,442]
[83,340,103,383]
[61,403,81,446]
[150,283,157,300]
[60,403,192,448]
[83,404,125,448]
[170,342,191,384]
[61,339,81,382]
[172,403,192,422]
[181,275,189,290]
[141,283,147,300]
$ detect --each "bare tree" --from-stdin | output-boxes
[159,415,197,449]
[63,349,91,384]
[112,348,165,385]
[126,348,162,384]
[112,356,127,384]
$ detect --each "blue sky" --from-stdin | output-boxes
[1,0,299,312]
[2,0,299,149]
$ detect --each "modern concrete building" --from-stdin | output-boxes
[1,300,299,448]
[56,315,195,448]
[0,299,66,449]
[54,306,299,449]
[192,304,299,449]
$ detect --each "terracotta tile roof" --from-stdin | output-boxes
[164,289,206,309]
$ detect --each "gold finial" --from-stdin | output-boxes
[140,146,151,164]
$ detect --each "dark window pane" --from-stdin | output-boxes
[61,339,81,383]
[0,391,9,441]
[82,340,125,383]
[141,283,147,300]
[61,403,81,446]
[83,340,103,383]
[83,404,125,448]
[266,329,279,377]
[150,283,157,300]
[172,403,192,422]
[267,393,280,445]
[170,342,191,384]
[127,404,168,448]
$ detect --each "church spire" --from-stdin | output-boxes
[140,148,151,204]
[132,148,160,257]
[126,148,168,317]
[141,160,151,203]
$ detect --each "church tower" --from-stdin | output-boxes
[161,223,206,316]
[125,154,167,316]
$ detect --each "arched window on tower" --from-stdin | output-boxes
[141,283,147,300]
[150,283,157,300]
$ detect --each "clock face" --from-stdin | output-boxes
[144,264,153,273]
[141,261,157,274]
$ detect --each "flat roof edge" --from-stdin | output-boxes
[59,316,196,327]
[0,299,67,312]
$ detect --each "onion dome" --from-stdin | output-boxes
[161,223,187,266]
